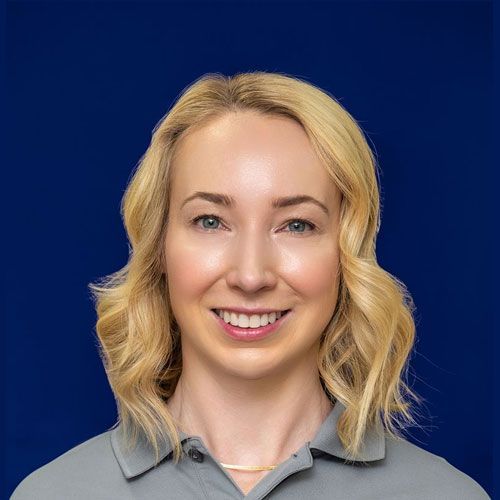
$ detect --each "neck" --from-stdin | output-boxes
[166,351,334,467]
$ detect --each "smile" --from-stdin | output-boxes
[212,309,290,328]
[210,309,292,342]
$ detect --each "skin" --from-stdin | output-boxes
[163,110,342,495]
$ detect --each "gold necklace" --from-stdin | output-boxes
[220,462,278,471]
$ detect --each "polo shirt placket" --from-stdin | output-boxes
[110,401,387,499]
[183,435,317,500]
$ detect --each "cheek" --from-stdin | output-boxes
[164,230,224,300]
[280,243,340,301]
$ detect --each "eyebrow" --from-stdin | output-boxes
[181,191,330,216]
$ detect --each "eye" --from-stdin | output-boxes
[283,219,317,235]
[191,214,224,231]
[190,214,317,235]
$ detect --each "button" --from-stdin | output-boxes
[188,447,204,462]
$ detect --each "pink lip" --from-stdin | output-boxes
[211,309,292,342]
[212,306,289,315]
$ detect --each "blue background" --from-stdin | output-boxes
[4,1,493,498]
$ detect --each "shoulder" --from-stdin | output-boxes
[379,435,490,499]
[10,429,126,500]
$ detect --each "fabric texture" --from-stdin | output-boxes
[10,400,490,499]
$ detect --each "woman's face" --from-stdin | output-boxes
[164,111,342,380]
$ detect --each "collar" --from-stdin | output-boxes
[111,399,386,479]
[308,399,386,462]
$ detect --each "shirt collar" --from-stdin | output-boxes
[308,399,386,462]
[111,399,386,479]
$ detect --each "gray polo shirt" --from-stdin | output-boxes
[10,400,490,499]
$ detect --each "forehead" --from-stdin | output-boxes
[170,111,336,204]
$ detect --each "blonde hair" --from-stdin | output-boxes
[89,71,423,464]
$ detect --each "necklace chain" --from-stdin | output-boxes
[220,462,278,471]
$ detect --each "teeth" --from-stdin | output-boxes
[216,309,286,328]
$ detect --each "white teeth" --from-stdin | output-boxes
[216,309,286,328]
[230,312,238,326]
[238,314,250,328]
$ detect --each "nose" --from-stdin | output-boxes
[225,229,278,293]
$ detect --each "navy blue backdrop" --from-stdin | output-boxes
[4,1,493,498]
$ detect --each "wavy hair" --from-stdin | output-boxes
[89,71,423,464]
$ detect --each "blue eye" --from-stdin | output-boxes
[286,220,315,234]
[190,214,317,235]
[192,214,222,230]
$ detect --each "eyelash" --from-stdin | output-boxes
[190,213,318,236]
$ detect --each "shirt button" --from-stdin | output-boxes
[188,447,204,462]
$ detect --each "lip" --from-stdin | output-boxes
[212,306,289,315]
[210,309,292,342]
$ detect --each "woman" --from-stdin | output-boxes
[11,71,490,499]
